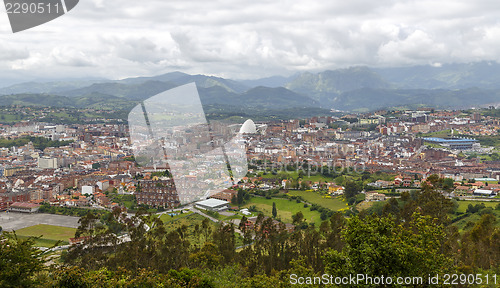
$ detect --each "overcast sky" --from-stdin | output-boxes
[1,0,500,85]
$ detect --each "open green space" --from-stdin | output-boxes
[356,200,377,211]
[242,196,323,226]
[15,236,63,248]
[455,200,498,213]
[421,129,452,138]
[453,209,500,232]
[14,224,76,248]
[288,190,347,211]
[109,194,136,210]
[159,210,193,222]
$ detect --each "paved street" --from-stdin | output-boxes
[0,212,80,231]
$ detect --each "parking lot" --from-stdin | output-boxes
[0,212,80,231]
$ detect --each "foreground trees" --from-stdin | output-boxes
[0,233,46,287]
[1,188,499,287]
[325,213,454,287]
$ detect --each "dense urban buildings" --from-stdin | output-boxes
[1,107,499,211]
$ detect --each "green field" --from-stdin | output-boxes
[159,211,193,222]
[243,197,324,226]
[356,200,378,211]
[453,210,500,232]
[452,200,500,232]
[455,200,499,213]
[15,224,76,248]
[287,190,347,211]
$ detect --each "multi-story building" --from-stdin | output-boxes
[136,179,179,208]
[38,157,59,169]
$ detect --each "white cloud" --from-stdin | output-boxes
[0,0,500,83]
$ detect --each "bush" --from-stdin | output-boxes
[479,207,494,215]
[466,203,486,214]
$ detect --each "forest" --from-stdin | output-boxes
[0,136,73,150]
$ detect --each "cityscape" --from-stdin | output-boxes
[1,0,500,287]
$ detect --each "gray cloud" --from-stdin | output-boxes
[1,0,500,83]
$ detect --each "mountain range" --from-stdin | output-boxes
[2,61,500,113]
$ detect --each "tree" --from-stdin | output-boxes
[213,223,236,264]
[292,211,304,225]
[272,202,277,218]
[237,190,244,206]
[459,213,500,269]
[324,213,453,286]
[443,178,454,191]
[344,180,360,204]
[0,233,47,287]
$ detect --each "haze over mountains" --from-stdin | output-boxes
[2,61,500,112]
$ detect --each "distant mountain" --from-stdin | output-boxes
[0,93,137,110]
[0,72,249,98]
[0,94,74,107]
[3,62,500,112]
[0,80,107,95]
[334,87,500,111]
[285,67,391,105]
[117,71,190,85]
[0,85,319,112]
[239,75,296,88]
[59,80,178,101]
[373,61,500,89]
[118,72,249,93]
[239,86,319,108]
[198,85,318,109]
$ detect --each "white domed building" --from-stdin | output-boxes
[239,119,257,134]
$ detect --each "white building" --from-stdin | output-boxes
[97,180,109,192]
[195,198,229,212]
[473,189,496,197]
[240,119,257,134]
[82,185,95,195]
[38,157,58,169]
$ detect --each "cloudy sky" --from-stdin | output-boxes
[1,0,500,85]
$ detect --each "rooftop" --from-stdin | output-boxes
[195,198,229,208]
[423,137,477,143]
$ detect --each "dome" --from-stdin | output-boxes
[239,119,257,134]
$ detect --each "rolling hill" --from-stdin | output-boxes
[3,62,500,112]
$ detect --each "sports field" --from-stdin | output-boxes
[14,224,77,248]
